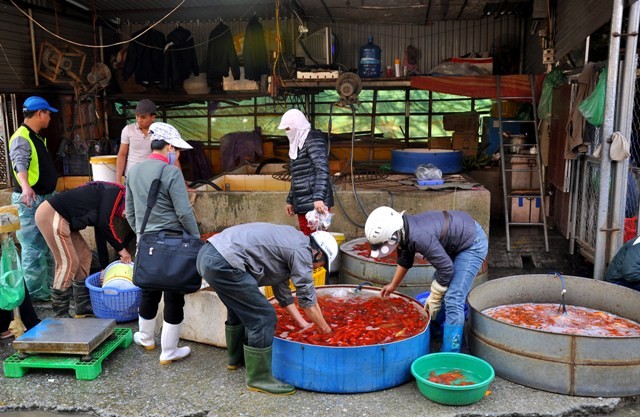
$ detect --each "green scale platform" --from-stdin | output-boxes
[3,318,132,380]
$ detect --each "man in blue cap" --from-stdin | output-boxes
[8,96,58,301]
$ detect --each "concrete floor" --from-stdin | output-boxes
[2,225,635,417]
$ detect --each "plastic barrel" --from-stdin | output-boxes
[391,149,463,174]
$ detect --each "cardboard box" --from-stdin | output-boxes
[429,137,452,149]
[508,156,540,190]
[511,195,542,223]
[443,112,480,132]
[452,132,479,149]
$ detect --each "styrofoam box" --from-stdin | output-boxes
[156,287,229,347]
[296,70,339,79]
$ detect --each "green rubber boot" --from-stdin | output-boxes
[243,345,296,395]
[225,323,245,370]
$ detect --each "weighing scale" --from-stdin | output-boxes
[4,318,132,380]
[13,317,116,358]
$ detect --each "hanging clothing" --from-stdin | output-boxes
[205,22,241,87]
[122,27,166,86]
[164,26,200,90]
[242,16,269,82]
[219,130,263,171]
[565,63,598,158]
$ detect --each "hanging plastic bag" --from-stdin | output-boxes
[537,67,564,121]
[0,238,25,311]
[578,66,607,127]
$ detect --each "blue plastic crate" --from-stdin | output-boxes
[85,272,141,322]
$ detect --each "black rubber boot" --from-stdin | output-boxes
[225,323,245,370]
[72,280,94,318]
[51,288,71,318]
[244,345,295,395]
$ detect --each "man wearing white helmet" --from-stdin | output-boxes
[364,207,488,353]
[196,223,336,396]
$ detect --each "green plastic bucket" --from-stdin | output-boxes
[411,352,494,406]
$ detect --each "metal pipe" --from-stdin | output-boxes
[593,0,624,280]
[612,0,640,256]
[28,8,38,87]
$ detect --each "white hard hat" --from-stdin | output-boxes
[310,230,339,270]
[365,206,404,258]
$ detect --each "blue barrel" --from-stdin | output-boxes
[358,35,381,78]
[272,285,430,393]
[391,149,463,174]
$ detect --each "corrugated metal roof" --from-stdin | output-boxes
[25,0,532,25]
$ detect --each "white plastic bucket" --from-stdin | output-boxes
[90,155,117,183]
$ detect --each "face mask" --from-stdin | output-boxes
[167,151,177,165]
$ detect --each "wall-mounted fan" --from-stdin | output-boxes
[87,63,111,92]
[38,41,86,85]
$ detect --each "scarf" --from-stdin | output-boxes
[278,109,311,159]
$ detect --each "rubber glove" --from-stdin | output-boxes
[425,281,448,321]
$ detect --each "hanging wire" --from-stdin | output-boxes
[9,0,185,48]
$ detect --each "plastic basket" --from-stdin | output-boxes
[85,272,141,322]
[263,267,326,299]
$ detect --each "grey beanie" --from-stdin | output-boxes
[135,99,156,115]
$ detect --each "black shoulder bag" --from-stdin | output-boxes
[132,166,204,294]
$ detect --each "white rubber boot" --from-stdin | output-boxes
[133,316,156,350]
[159,322,191,365]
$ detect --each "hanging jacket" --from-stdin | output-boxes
[242,16,269,81]
[204,22,241,86]
[164,26,200,90]
[286,130,334,214]
[122,27,166,85]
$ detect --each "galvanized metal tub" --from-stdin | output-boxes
[272,285,430,393]
[339,238,488,297]
[467,274,640,397]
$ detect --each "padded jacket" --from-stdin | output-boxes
[287,130,334,214]
[604,238,640,284]
[397,210,477,287]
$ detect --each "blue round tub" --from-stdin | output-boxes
[272,285,430,393]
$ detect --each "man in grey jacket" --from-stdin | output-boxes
[196,223,337,396]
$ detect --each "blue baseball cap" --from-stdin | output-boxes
[22,96,58,113]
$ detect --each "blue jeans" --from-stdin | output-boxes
[442,222,488,326]
[196,243,277,348]
[12,192,55,301]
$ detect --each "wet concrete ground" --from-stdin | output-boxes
[1,224,638,417]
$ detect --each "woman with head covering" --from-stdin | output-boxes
[35,181,131,318]
[277,109,334,235]
[125,122,199,365]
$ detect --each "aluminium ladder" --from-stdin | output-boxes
[497,74,549,252]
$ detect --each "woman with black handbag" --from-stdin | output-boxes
[125,122,199,365]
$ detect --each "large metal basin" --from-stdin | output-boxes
[272,285,430,393]
[468,274,640,397]
[339,237,488,297]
